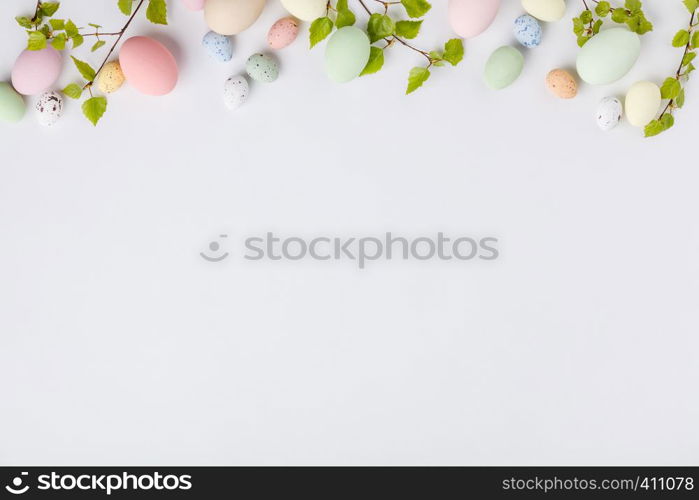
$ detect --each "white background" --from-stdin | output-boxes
[1,0,698,465]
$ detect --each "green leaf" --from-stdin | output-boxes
[611,8,629,23]
[401,0,431,18]
[71,56,96,81]
[676,88,686,108]
[367,14,395,43]
[64,19,78,36]
[580,10,593,24]
[442,38,464,66]
[146,0,168,25]
[88,23,102,29]
[335,0,356,28]
[62,83,82,99]
[684,0,699,13]
[595,1,611,17]
[572,17,584,35]
[406,66,430,94]
[49,18,64,30]
[660,77,681,99]
[15,16,33,28]
[71,34,84,48]
[660,113,674,130]
[91,40,107,52]
[691,31,699,49]
[625,0,642,13]
[360,46,384,76]
[682,51,696,67]
[309,17,333,48]
[82,96,108,126]
[40,2,61,17]
[395,20,422,39]
[51,32,67,50]
[644,119,664,137]
[673,29,690,47]
[118,0,133,15]
[27,31,47,50]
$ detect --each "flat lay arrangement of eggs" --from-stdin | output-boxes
[0,0,670,134]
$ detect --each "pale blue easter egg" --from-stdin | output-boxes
[514,14,541,48]
[202,31,233,62]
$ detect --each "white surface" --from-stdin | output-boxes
[1,0,698,465]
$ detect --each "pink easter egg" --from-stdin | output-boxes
[182,0,205,10]
[448,0,501,39]
[267,17,300,50]
[119,36,178,96]
[11,47,62,96]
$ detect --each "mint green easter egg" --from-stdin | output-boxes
[576,28,640,85]
[324,26,370,84]
[484,46,524,90]
[0,82,26,123]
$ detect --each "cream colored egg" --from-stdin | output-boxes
[625,81,661,127]
[280,0,326,21]
[97,61,126,94]
[522,0,566,22]
[205,0,266,35]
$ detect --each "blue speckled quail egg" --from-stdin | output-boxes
[514,14,541,48]
[35,90,63,126]
[245,53,279,83]
[202,31,233,62]
[596,97,623,131]
[223,75,249,110]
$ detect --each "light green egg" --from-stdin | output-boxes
[324,26,370,84]
[576,28,640,85]
[246,53,280,83]
[0,82,26,123]
[484,46,524,90]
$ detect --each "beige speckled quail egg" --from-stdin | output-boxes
[223,75,249,110]
[97,61,126,94]
[35,90,63,126]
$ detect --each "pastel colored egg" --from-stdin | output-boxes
[576,28,640,85]
[268,17,300,49]
[280,0,326,22]
[522,0,566,22]
[119,36,178,96]
[35,90,63,126]
[97,61,126,94]
[596,96,623,131]
[182,0,205,10]
[448,0,500,39]
[223,75,249,110]
[324,26,371,84]
[0,82,26,123]
[546,69,577,98]
[202,31,233,62]
[205,0,266,35]
[484,46,524,90]
[625,81,661,127]
[11,47,62,96]
[514,14,542,48]
[245,53,279,83]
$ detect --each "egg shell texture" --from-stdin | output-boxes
[522,0,566,22]
[514,14,542,48]
[35,90,63,126]
[546,69,577,99]
[324,26,371,84]
[182,0,205,10]
[281,0,326,21]
[576,28,640,85]
[11,47,62,96]
[246,53,279,83]
[119,36,178,96]
[0,82,26,123]
[203,31,234,62]
[596,96,623,131]
[97,61,126,94]
[625,81,661,127]
[223,75,249,110]
[448,0,500,39]
[205,0,266,35]
[268,18,300,49]
[484,46,524,90]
